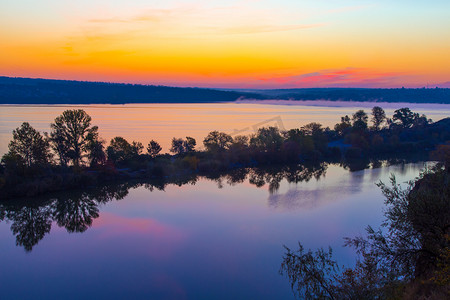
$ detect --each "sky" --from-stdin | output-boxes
[1,0,449,88]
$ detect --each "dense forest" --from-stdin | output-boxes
[1,106,449,199]
[1,76,449,104]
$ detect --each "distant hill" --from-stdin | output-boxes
[0,77,264,104]
[0,76,449,104]
[225,87,450,104]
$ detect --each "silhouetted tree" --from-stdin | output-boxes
[300,122,327,151]
[49,109,98,166]
[107,137,142,162]
[413,114,432,128]
[352,110,368,131]
[371,106,386,131]
[334,115,352,136]
[85,129,105,167]
[86,139,106,167]
[184,136,196,152]
[4,122,51,167]
[131,141,144,155]
[250,127,283,151]
[232,135,249,148]
[203,131,233,152]
[170,137,195,154]
[107,136,131,163]
[392,108,416,128]
[300,122,323,136]
[170,138,185,155]
[147,140,162,158]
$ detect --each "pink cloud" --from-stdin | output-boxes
[258,68,410,88]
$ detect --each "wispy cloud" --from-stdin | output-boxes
[87,7,195,24]
[82,3,323,37]
[219,23,325,35]
[259,68,409,88]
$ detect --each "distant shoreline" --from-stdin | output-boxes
[1,76,449,104]
[235,99,450,109]
[2,100,450,110]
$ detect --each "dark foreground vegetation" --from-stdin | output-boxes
[1,106,449,199]
[280,161,450,299]
[1,76,449,104]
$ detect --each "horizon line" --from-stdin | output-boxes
[1,75,448,90]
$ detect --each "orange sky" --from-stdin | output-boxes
[1,0,449,88]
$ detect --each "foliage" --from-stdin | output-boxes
[280,243,397,299]
[107,137,130,163]
[301,122,327,151]
[106,136,143,163]
[352,110,368,131]
[203,131,233,152]
[281,244,340,299]
[170,138,185,155]
[3,122,51,167]
[334,115,351,136]
[281,165,450,299]
[170,137,196,154]
[49,109,98,166]
[147,140,162,158]
[371,106,386,131]
[431,144,450,170]
[183,136,196,152]
[391,108,431,129]
[85,138,106,167]
[250,126,283,151]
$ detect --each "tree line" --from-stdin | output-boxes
[1,106,449,198]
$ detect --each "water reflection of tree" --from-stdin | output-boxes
[247,164,328,193]
[0,162,393,252]
[6,204,54,252]
[144,175,198,192]
[53,194,99,233]
[224,168,249,186]
[0,182,134,251]
[92,183,132,203]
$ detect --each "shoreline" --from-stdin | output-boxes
[2,99,450,108]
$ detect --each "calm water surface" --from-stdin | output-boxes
[1,102,449,155]
[0,162,430,299]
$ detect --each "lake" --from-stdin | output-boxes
[0,162,431,299]
[0,101,447,299]
[1,101,449,156]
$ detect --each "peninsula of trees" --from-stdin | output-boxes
[1,76,449,104]
[1,106,449,199]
